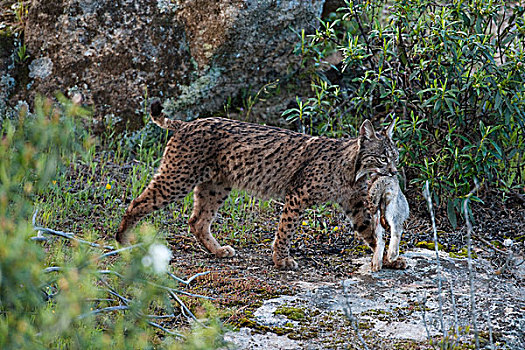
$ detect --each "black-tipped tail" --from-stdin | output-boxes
[149,100,183,130]
[151,99,163,118]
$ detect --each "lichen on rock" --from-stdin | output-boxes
[10,0,326,130]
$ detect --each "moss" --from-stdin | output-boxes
[416,241,444,251]
[393,340,422,349]
[353,244,372,255]
[274,306,306,321]
[357,321,374,330]
[449,247,478,259]
[361,309,391,322]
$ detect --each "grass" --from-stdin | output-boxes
[27,118,362,338]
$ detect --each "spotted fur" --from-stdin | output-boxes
[117,101,400,270]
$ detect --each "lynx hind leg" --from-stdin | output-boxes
[117,160,197,244]
[272,193,307,270]
[190,182,234,258]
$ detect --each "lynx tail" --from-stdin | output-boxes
[150,100,183,130]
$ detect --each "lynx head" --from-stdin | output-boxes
[354,119,399,183]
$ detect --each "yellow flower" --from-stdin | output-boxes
[105,183,111,190]
[333,226,339,232]
[302,221,308,226]
[52,180,57,185]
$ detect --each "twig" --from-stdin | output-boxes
[77,305,129,319]
[96,244,143,260]
[449,280,459,340]
[419,293,434,347]
[485,311,495,350]
[168,290,202,325]
[472,234,510,256]
[167,271,211,286]
[32,210,209,337]
[32,209,115,250]
[422,181,446,339]
[342,280,370,350]
[463,182,480,350]
[146,321,184,338]
[44,266,63,273]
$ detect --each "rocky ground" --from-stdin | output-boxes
[160,187,525,349]
[37,151,525,349]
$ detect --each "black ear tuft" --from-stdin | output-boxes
[150,100,162,117]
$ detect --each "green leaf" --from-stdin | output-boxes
[447,198,458,229]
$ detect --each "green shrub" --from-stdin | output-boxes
[286,0,525,225]
[0,97,223,349]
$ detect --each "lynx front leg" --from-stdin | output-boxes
[189,181,234,258]
[272,194,305,270]
[345,199,384,272]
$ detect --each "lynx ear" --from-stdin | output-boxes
[386,119,395,139]
[359,120,377,140]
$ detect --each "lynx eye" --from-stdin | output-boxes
[380,156,388,163]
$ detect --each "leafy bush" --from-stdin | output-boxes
[0,97,223,349]
[285,0,525,225]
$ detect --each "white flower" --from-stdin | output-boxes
[142,244,172,274]
[503,239,513,247]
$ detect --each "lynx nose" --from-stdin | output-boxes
[388,164,398,176]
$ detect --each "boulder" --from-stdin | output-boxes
[9,0,327,129]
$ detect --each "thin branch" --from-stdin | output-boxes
[449,280,459,340]
[422,181,446,339]
[32,210,208,337]
[167,271,211,286]
[32,209,115,250]
[419,293,434,348]
[463,181,480,350]
[342,280,370,350]
[146,321,184,338]
[77,305,129,319]
[44,266,63,273]
[485,311,495,350]
[96,244,143,260]
[168,290,201,325]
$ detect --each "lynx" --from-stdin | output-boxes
[117,101,402,270]
[359,175,409,272]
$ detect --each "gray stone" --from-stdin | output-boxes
[222,250,525,349]
[28,57,53,79]
[11,0,326,129]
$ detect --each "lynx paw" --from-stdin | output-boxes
[273,255,298,270]
[383,256,407,270]
[215,245,235,258]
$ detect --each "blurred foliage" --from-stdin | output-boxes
[285,0,525,226]
[0,96,223,349]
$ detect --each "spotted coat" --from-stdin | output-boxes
[117,102,400,269]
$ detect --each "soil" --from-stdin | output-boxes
[47,153,525,349]
[156,184,524,349]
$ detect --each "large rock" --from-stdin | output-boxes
[10,0,326,129]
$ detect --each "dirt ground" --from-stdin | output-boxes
[50,154,525,348]
[156,185,524,349]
